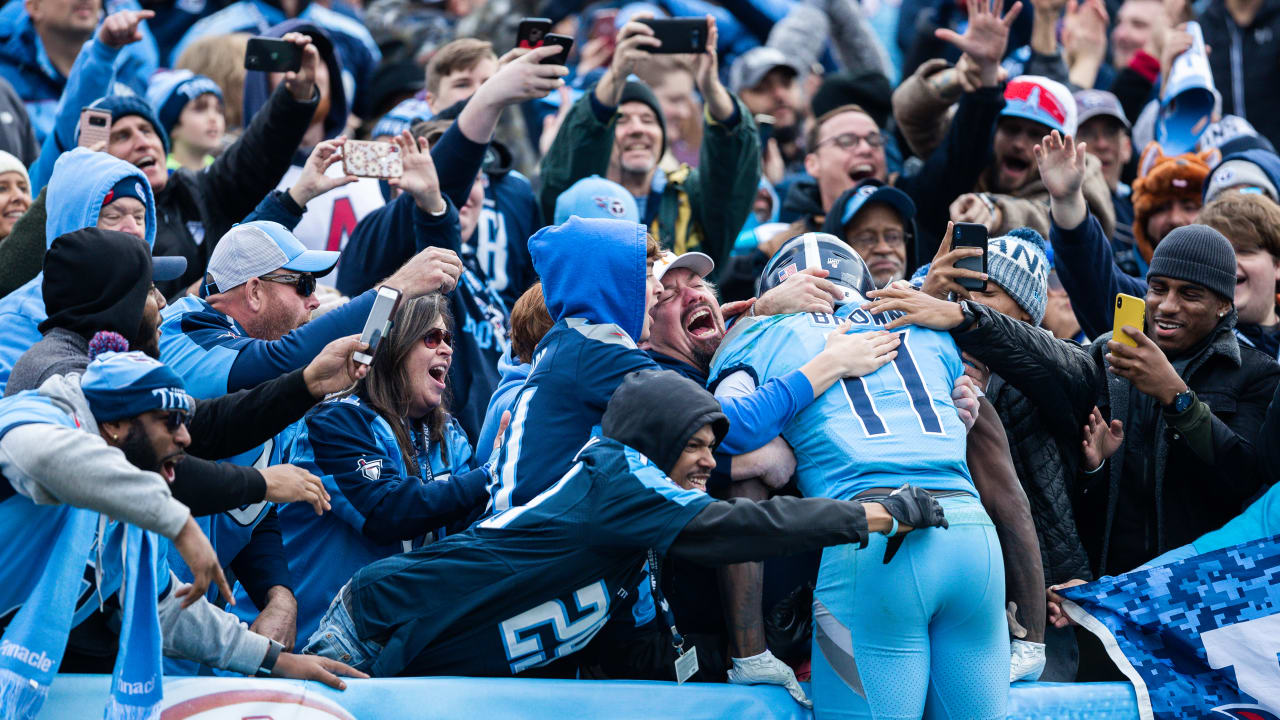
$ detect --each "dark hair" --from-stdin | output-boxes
[510,282,553,365]
[342,293,452,473]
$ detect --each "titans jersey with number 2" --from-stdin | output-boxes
[710,304,974,500]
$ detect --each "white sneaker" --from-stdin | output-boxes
[1009,639,1046,683]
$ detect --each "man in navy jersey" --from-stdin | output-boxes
[304,369,949,678]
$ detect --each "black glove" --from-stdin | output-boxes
[877,484,949,563]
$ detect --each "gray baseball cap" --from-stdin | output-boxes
[728,47,803,94]
[1074,89,1130,130]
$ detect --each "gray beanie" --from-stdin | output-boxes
[1146,224,1237,301]
[987,227,1050,324]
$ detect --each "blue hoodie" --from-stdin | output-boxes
[0,0,158,144]
[178,1,377,119]
[485,217,661,513]
[475,349,530,462]
[0,149,155,393]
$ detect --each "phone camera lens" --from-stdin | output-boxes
[1117,297,1123,308]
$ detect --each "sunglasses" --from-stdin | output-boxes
[259,272,317,297]
[161,410,189,432]
[423,328,453,349]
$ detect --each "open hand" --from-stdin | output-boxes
[754,268,843,315]
[272,652,369,690]
[1034,130,1087,201]
[172,516,234,609]
[934,0,1023,84]
[609,12,662,83]
[261,464,331,515]
[289,138,358,208]
[863,285,967,331]
[388,131,444,213]
[1063,0,1109,66]
[98,9,155,48]
[823,321,901,376]
[1081,406,1124,470]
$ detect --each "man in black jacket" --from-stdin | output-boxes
[1199,0,1280,150]
[895,223,1099,681]
[95,32,321,298]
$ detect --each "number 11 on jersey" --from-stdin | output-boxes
[840,329,945,437]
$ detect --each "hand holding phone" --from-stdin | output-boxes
[540,33,574,65]
[1112,293,1146,347]
[245,36,303,72]
[354,287,402,365]
[950,222,989,292]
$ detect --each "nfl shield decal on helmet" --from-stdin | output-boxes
[358,458,382,481]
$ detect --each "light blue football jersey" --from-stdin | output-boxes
[710,303,974,501]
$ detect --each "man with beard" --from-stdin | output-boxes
[539,12,759,272]
[949,75,1116,241]
[0,350,366,689]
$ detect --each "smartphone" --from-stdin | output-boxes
[517,17,551,49]
[354,286,403,365]
[756,114,776,145]
[541,33,574,65]
[1113,293,1146,347]
[244,37,303,72]
[342,140,403,178]
[588,9,618,49]
[78,107,112,148]
[951,222,988,292]
[638,17,708,54]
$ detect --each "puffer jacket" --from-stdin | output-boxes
[951,301,1098,584]
[1080,312,1280,575]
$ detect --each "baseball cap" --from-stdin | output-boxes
[1074,89,1130,130]
[1001,76,1077,136]
[1203,157,1280,203]
[728,47,803,94]
[838,180,916,227]
[653,250,714,283]
[151,255,187,282]
[205,221,339,294]
[554,175,640,224]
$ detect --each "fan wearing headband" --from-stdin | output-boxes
[712,232,1008,720]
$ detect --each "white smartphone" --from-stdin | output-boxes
[353,286,402,365]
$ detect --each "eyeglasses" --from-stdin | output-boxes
[816,131,885,150]
[423,328,453,349]
[161,410,189,432]
[847,230,906,251]
[259,272,317,297]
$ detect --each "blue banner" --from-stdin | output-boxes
[1060,536,1280,720]
[39,676,1141,719]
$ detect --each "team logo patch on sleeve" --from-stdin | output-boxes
[358,458,382,481]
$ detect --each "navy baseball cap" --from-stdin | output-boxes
[151,255,187,282]
[838,180,916,227]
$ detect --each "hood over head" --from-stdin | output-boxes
[529,216,650,342]
[45,148,156,251]
[39,228,153,339]
[602,369,728,475]
[242,19,348,141]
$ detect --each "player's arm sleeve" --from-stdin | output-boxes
[228,506,293,609]
[186,368,315,460]
[157,570,271,674]
[667,496,870,566]
[0,423,189,539]
[714,370,813,456]
[224,290,378,392]
[306,406,491,545]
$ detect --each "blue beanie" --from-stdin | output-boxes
[145,69,224,136]
[81,346,193,423]
[986,227,1050,324]
[88,94,170,153]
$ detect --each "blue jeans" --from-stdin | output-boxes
[302,583,384,673]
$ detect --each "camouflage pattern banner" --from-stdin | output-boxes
[1061,536,1280,720]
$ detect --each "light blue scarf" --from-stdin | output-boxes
[102,525,163,720]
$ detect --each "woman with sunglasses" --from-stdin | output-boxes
[262,293,494,642]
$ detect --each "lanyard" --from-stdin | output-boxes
[646,548,684,653]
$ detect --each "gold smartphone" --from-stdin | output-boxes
[1113,293,1146,347]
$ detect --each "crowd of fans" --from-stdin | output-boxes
[1,0,1280,716]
